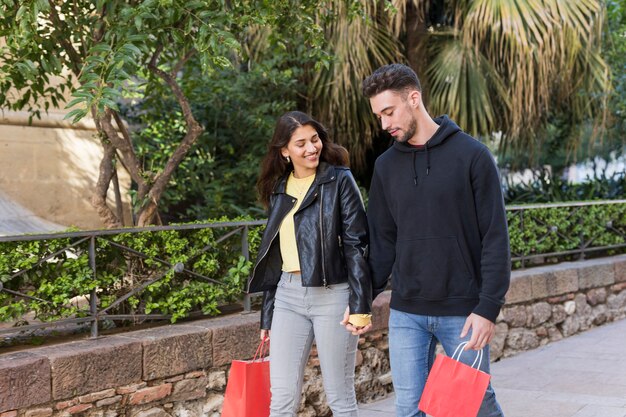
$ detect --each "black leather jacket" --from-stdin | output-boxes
[247,162,372,329]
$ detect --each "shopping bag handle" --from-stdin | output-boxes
[451,342,483,369]
[252,337,269,361]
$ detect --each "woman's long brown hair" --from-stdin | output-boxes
[257,111,348,209]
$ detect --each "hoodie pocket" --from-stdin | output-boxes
[395,236,473,300]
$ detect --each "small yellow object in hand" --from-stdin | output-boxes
[348,314,372,327]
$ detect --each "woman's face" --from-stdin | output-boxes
[282,124,323,178]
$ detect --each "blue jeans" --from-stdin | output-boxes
[388,309,504,417]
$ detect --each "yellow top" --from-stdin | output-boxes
[280,172,316,272]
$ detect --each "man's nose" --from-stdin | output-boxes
[381,117,390,131]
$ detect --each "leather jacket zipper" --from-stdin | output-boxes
[319,184,327,287]
[248,197,297,292]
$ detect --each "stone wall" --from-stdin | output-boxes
[493,256,626,360]
[1,255,625,417]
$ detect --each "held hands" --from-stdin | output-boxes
[340,306,373,336]
[461,313,495,351]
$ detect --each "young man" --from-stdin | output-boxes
[362,63,510,417]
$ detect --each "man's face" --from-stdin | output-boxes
[369,90,417,144]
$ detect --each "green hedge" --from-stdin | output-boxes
[0,218,262,325]
[507,201,626,267]
[1,203,625,326]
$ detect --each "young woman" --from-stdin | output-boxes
[247,111,372,417]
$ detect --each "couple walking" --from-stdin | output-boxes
[247,64,511,417]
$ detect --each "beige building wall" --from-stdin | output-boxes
[0,109,132,230]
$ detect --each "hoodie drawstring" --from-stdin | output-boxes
[412,151,418,186]
[412,144,431,186]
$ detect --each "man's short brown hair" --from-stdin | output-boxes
[362,64,422,98]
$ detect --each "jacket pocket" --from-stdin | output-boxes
[394,236,473,300]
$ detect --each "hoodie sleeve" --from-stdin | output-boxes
[470,148,511,322]
[367,167,397,300]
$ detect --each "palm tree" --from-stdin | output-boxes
[308,0,610,169]
[306,2,404,170]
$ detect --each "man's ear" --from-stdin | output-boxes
[408,90,421,108]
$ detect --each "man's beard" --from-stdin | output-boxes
[395,117,417,144]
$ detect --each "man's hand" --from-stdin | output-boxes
[461,313,495,351]
[340,307,372,336]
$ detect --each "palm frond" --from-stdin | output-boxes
[307,1,404,170]
[461,0,609,156]
[427,39,508,137]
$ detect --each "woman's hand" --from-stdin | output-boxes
[340,306,373,335]
[260,329,270,340]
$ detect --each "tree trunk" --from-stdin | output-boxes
[112,169,125,227]
[134,46,204,227]
[91,137,123,228]
[134,119,204,226]
[90,46,203,228]
[405,1,431,105]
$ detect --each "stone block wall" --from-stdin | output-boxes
[1,255,625,417]
[492,255,626,360]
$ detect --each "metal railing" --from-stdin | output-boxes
[506,200,626,268]
[0,220,266,339]
[1,200,625,340]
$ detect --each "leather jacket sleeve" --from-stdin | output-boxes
[339,171,373,315]
[260,287,276,330]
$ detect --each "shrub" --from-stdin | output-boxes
[0,217,262,325]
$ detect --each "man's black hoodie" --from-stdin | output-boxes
[367,115,510,323]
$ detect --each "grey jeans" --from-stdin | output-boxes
[269,271,359,417]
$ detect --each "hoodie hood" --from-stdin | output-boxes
[391,115,461,154]
[390,115,462,185]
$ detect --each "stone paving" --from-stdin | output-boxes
[358,318,626,417]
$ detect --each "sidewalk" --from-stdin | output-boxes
[358,318,626,417]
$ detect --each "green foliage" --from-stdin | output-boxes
[1,1,306,118]
[505,0,626,174]
[507,202,626,268]
[0,0,331,226]
[0,0,330,120]
[2,202,625,329]
[0,1,69,119]
[504,167,625,204]
[0,217,263,324]
[606,0,626,137]
[125,64,300,221]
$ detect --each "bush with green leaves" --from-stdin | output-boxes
[507,202,626,268]
[504,167,625,204]
[0,218,262,325]
[1,203,624,327]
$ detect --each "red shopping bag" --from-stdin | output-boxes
[418,342,490,417]
[221,338,270,417]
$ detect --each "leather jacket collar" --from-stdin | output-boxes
[273,161,337,195]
